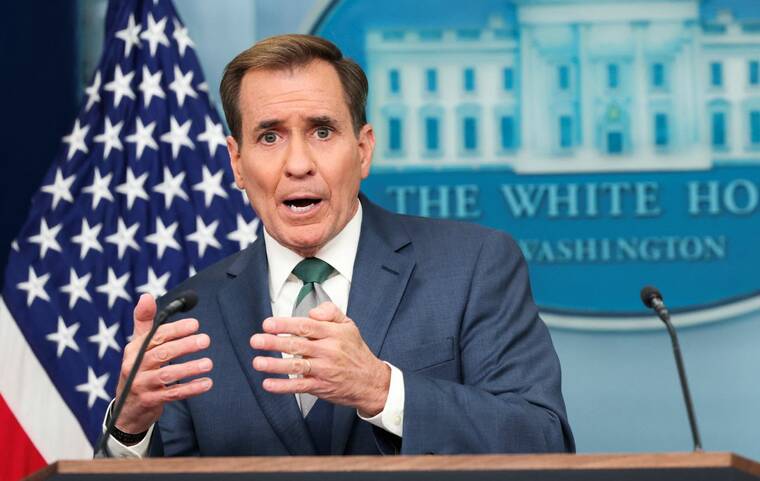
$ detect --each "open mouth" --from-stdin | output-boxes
[283,197,322,213]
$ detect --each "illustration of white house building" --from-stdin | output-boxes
[365,0,760,173]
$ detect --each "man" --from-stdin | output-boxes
[104,34,574,456]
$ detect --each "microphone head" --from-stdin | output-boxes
[176,289,199,312]
[640,285,663,309]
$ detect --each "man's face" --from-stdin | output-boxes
[227,60,374,257]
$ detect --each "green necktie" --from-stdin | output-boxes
[290,257,334,419]
[292,258,334,309]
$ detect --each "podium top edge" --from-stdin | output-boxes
[27,452,760,478]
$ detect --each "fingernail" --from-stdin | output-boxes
[197,334,210,348]
[262,318,273,330]
[253,357,266,369]
[251,335,262,348]
[202,379,212,389]
[199,359,211,370]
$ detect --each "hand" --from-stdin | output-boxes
[250,302,391,417]
[113,294,214,435]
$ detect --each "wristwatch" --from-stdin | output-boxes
[108,406,148,445]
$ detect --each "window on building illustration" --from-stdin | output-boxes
[608,64,619,89]
[425,69,437,93]
[711,112,726,147]
[463,116,478,151]
[710,62,723,87]
[652,63,665,88]
[389,69,401,94]
[500,116,515,150]
[750,111,760,144]
[503,67,514,91]
[749,61,760,86]
[607,132,623,154]
[389,117,402,152]
[559,115,572,148]
[425,117,439,151]
[558,65,569,90]
[654,113,669,147]
[463,68,476,92]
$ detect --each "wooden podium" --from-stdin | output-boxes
[26,452,760,481]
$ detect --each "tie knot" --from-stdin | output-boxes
[292,258,334,285]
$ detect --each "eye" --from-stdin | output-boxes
[314,126,332,140]
[259,132,277,144]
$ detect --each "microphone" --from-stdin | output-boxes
[640,285,702,452]
[95,290,199,456]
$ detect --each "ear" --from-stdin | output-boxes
[227,136,244,189]
[357,123,375,179]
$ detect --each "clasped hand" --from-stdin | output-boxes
[250,302,390,417]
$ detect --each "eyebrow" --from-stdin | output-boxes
[255,119,282,131]
[305,115,338,128]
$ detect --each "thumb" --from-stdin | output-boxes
[309,302,346,323]
[132,293,157,337]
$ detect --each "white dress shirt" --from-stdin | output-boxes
[105,202,404,458]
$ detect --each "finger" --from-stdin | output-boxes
[142,333,211,370]
[252,356,315,376]
[309,302,347,323]
[148,357,214,387]
[250,333,313,357]
[147,318,200,349]
[142,377,213,406]
[262,376,316,394]
[261,316,333,339]
[132,294,157,337]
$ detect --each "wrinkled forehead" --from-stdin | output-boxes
[237,60,351,126]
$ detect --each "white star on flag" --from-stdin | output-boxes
[153,167,189,208]
[227,214,260,250]
[115,168,150,209]
[59,268,93,309]
[115,14,141,56]
[28,218,63,258]
[187,216,221,257]
[105,218,140,259]
[160,116,194,159]
[96,268,132,308]
[138,66,165,107]
[75,368,111,409]
[192,165,228,207]
[16,266,51,306]
[82,168,114,210]
[94,117,125,159]
[62,119,90,161]
[168,65,198,107]
[145,217,181,258]
[87,318,121,360]
[197,116,226,156]
[41,168,75,209]
[125,117,159,160]
[172,18,195,57]
[84,71,101,111]
[136,267,171,298]
[46,317,81,358]
[71,219,104,259]
[104,65,136,107]
[140,13,169,57]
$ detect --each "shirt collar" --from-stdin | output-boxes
[263,202,363,301]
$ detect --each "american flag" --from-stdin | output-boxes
[0,1,257,478]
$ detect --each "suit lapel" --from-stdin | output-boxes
[331,196,415,454]
[217,237,316,455]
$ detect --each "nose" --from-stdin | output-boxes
[283,134,315,178]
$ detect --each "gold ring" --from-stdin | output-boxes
[303,359,312,376]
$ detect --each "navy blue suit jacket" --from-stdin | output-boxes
[151,195,574,456]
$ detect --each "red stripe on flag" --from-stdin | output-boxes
[0,394,47,481]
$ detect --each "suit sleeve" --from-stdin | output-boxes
[396,231,574,454]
